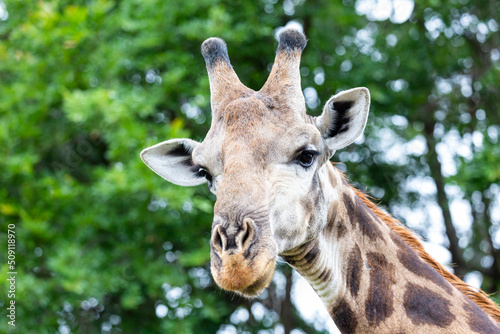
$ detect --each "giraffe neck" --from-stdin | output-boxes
[281,163,500,333]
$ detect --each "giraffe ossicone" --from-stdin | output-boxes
[141,29,500,333]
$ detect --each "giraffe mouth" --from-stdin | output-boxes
[239,258,276,297]
[210,251,276,297]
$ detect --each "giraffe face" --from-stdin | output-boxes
[140,29,370,297]
[191,97,329,296]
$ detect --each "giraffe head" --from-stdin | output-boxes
[141,29,370,297]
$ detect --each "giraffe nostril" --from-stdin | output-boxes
[242,224,251,246]
[212,219,255,254]
[212,225,224,253]
[241,218,255,248]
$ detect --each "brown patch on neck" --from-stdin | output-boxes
[342,192,384,241]
[346,244,362,298]
[403,282,455,327]
[390,232,453,294]
[331,298,358,334]
[334,164,500,323]
[365,252,395,326]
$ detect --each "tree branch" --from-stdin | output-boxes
[423,111,467,277]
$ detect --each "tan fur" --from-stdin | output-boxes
[212,251,276,297]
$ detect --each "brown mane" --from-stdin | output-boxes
[339,168,500,322]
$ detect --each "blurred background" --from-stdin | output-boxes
[0,0,499,333]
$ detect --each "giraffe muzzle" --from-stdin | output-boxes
[209,217,276,297]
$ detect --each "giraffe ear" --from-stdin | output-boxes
[315,87,370,153]
[140,138,207,186]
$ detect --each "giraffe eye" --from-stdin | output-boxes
[294,150,320,168]
[196,167,213,183]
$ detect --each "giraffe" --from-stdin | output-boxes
[140,29,500,333]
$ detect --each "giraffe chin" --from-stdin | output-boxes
[211,253,276,298]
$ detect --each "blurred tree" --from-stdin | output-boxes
[0,0,499,333]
